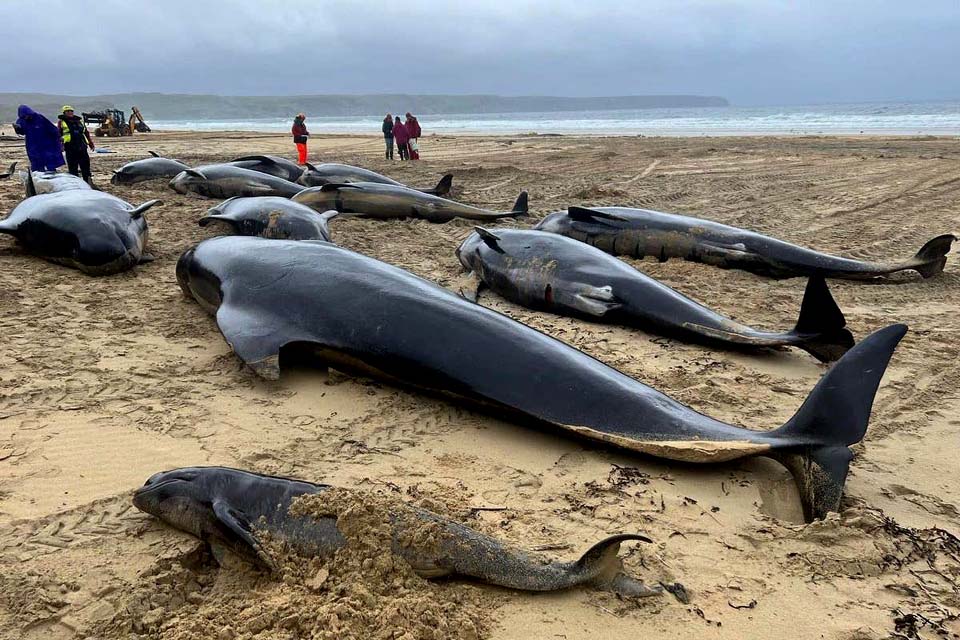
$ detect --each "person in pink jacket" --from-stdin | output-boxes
[405,112,421,160]
[392,116,410,160]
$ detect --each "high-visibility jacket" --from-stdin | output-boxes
[59,116,88,146]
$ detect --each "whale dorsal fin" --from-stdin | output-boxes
[567,206,628,223]
[183,169,206,179]
[319,183,362,192]
[474,227,503,252]
[233,155,277,165]
[148,150,160,158]
[0,161,17,179]
[304,162,318,171]
[129,199,162,219]
[25,170,37,197]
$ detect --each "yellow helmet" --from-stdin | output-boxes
[62,105,74,112]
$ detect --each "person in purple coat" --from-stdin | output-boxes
[13,105,65,172]
[392,116,410,161]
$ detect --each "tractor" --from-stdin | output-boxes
[82,107,151,137]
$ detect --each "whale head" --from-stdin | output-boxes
[133,467,222,539]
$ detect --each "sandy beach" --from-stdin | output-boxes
[1,131,958,639]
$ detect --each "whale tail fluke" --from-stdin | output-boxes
[792,276,855,362]
[509,191,529,217]
[422,174,453,196]
[773,323,907,521]
[910,234,956,278]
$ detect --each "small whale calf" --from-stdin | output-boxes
[112,152,190,185]
[298,162,454,196]
[536,206,956,280]
[293,182,527,222]
[177,236,907,520]
[134,466,668,597]
[200,196,341,241]
[456,228,854,361]
[169,165,305,199]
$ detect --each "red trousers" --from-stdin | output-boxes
[296,142,308,164]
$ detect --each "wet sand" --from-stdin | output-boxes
[1,131,958,639]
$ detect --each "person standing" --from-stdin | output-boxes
[405,112,422,160]
[14,105,64,172]
[292,113,309,165]
[58,106,95,184]
[382,113,395,159]
[393,116,410,161]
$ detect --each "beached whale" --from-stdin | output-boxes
[535,206,956,280]
[200,196,341,241]
[0,186,158,275]
[111,152,190,185]
[176,236,907,521]
[293,182,527,222]
[456,228,854,362]
[169,165,304,199]
[298,162,453,196]
[133,466,668,597]
[228,155,305,182]
[23,170,90,195]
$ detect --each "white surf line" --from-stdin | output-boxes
[617,159,660,185]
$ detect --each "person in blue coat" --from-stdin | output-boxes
[13,105,65,172]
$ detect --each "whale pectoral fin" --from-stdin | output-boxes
[571,284,621,316]
[215,303,293,380]
[453,271,484,303]
[212,499,275,570]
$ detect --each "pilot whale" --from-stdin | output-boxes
[535,206,955,280]
[456,228,854,362]
[133,466,669,597]
[176,236,907,521]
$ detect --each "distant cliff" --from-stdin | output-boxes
[0,93,729,122]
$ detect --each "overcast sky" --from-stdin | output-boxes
[2,0,958,105]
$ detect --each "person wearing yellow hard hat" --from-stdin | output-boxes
[58,105,95,185]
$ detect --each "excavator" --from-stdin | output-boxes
[82,106,151,137]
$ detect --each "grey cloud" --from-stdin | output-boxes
[1,0,958,104]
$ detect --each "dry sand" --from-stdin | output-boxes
[0,130,959,639]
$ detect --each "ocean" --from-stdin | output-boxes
[148,100,960,136]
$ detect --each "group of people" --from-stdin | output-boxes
[13,105,97,184]
[290,111,424,165]
[382,113,422,160]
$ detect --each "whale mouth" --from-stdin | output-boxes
[133,477,179,498]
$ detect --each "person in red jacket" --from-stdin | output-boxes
[292,113,309,164]
[392,116,410,161]
[405,112,421,160]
